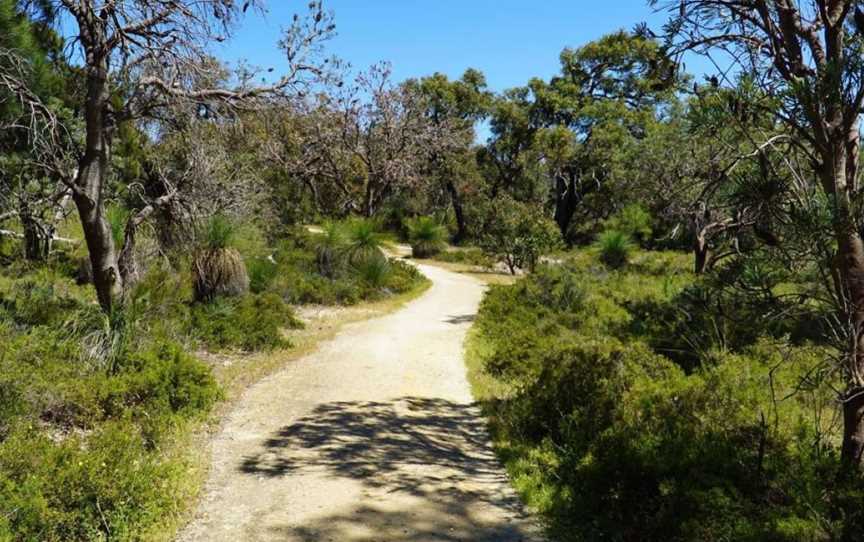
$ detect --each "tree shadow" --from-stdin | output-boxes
[238,397,537,539]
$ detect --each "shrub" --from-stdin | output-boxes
[247,256,279,293]
[470,259,839,541]
[596,229,633,269]
[605,203,653,246]
[190,292,302,351]
[432,247,493,267]
[355,253,392,289]
[479,197,562,274]
[406,216,447,258]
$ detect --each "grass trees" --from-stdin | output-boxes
[653,0,864,484]
[406,216,447,258]
[192,215,248,302]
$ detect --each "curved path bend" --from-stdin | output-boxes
[178,262,540,542]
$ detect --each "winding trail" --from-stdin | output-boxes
[178,262,540,541]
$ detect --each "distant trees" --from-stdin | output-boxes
[479,31,681,242]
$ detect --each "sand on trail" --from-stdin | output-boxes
[178,261,540,542]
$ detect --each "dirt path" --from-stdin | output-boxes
[178,262,540,541]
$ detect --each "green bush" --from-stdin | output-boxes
[479,197,562,274]
[432,247,493,267]
[605,203,653,246]
[596,229,633,269]
[355,253,391,288]
[406,216,447,258]
[471,257,840,541]
[190,292,302,351]
[247,256,279,293]
[313,221,348,278]
[201,213,237,250]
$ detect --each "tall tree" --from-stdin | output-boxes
[653,0,864,474]
[1,0,334,310]
[406,69,491,242]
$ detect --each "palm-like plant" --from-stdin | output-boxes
[406,216,447,258]
[596,229,633,269]
[314,221,347,278]
[192,214,249,301]
[344,218,386,266]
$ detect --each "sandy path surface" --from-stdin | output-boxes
[178,262,540,541]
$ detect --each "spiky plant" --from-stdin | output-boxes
[314,221,347,278]
[344,218,386,266]
[596,229,634,269]
[192,214,249,302]
[356,253,392,288]
[406,216,447,258]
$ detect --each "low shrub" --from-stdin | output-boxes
[470,255,841,541]
[190,292,302,351]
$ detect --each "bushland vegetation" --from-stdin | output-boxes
[3,0,864,540]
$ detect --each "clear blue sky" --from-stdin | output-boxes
[219,1,690,93]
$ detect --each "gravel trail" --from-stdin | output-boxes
[178,262,539,541]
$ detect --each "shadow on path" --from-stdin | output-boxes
[238,397,535,541]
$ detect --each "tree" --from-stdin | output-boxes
[0,0,72,260]
[480,31,681,241]
[1,0,335,310]
[277,63,432,218]
[406,69,491,242]
[653,0,864,473]
[479,196,562,274]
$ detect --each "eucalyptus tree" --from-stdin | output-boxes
[405,69,491,242]
[0,0,335,310]
[482,31,681,240]
[652,0,864,474]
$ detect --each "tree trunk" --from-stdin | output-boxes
[824,128,864,474]
[694,235,711,274]
[19,204,52,261]
[445,178,467,244]
[553,171,581,240]
[74,61,122,311]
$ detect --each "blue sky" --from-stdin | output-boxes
[219,1,686,93]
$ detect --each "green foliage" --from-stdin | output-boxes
[354,253,391,288]
[313,221,347,278]
[267,232,426,305]
[344,218,386,266]
[190,292,301,352]
[479,197,562,274]
[470,252,839,541]
[431,247,494,267]
[596,229,633,269]
[405,216,447,258]
[201,214,237,250]
[0,270,219,540]
[604,204,653,246]
[247,256,279,294]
